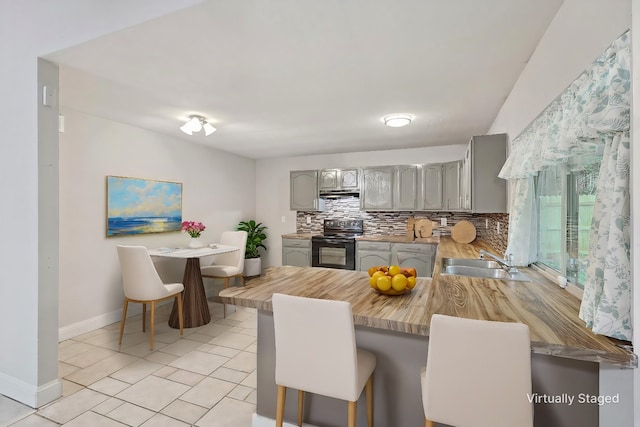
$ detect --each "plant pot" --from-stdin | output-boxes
[244,257,262,277]
[188,237,204,248]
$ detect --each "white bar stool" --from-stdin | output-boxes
[422,314,533,427]
[272,293,376,427]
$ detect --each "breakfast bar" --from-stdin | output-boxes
[220,237,636,427]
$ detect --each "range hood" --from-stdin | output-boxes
[319,189,360,198]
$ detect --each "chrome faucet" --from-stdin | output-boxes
[479,250,519,274]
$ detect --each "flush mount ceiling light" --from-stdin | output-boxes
[180,115,217,136]
[383,113,413,128]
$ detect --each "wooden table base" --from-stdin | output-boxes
[169,258,211,328]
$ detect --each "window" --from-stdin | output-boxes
[536,158,600,288]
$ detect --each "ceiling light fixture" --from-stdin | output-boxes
[180,115,217,136]
[383,113,413,128]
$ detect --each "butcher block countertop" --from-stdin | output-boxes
[221,237,636,367]
[281,232,439,244]
[281,233,318,239]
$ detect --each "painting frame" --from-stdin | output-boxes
[106,175,183,237]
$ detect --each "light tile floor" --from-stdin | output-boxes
[3,301,257,427]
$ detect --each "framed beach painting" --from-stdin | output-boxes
[106,176,182,237]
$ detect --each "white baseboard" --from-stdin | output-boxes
[58,309,122,342]
[58,300,172,342]
[0,371,61,409]
[252,413,318,427]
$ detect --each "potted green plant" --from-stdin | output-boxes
[237,220,268,276]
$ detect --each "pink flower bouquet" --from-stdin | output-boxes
[181,221,206,238]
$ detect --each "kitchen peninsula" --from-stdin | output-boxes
[220,237,636,427]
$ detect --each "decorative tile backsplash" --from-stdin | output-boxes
[296,196,509,254]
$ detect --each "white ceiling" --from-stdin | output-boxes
[47,0,564,159]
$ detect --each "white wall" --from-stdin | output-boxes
[58,108,255,335]
[0,0,203,407]
[255,144,467,267]
[488,1,634,425]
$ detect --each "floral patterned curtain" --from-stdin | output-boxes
[499,31,631,340]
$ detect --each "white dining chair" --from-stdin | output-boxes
[201,230,247,318]
[422,314,533,427]
[272,293,376,427]
[116,245,184,351]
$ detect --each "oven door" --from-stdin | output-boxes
[311,238,356,270]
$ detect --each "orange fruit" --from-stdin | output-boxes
[368,266,379,277]
[407,276,417,289]
[391,274,408,291]
[405,267,417,277]
[388,265,402,276]
[376,275,392,291]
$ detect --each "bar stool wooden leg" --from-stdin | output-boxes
[297,390,304,426]
[366,375,373,427]
[425,418,434,427]
[348,400,357,427]
[276,385,287,427]
[119,298,129,347]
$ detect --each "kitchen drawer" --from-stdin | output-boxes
[392,243,436,254]
[356,241,392,251]
[282,238,311,248]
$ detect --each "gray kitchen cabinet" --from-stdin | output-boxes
[463,134,507,213]
[290,170,324,211]
[361,167,394,210]
[394,165,419,210]
[282,238,311,267]
[461,145,472,210]
[319,168,360,191]
[422,163,443,210]
[356,241,392,271]
[443,161,462,210]
[392,243,436,277]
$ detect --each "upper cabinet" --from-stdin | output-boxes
[361,167,394,210]
[289,134,507,212]
[319,168,360,191]
[443,161,462,211]
[361,165,419,211]
[290,170,325,211]
[422,164,443,210]
[394,165,419,210]
[463,134,507,213]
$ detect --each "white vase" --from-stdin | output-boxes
[244,257,262,277]
[188,237,203,248]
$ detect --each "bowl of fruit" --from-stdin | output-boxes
[368,265,417,295]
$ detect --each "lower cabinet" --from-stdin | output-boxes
[356,242,393,272]
[282,238,311,267]
[356,241,437,277]
[392,243,436,277]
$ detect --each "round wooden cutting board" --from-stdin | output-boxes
[415,219,435,238]
[451,220,477,244]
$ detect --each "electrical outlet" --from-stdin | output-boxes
[497,222,501,235]
[306,216,311,225]
[281,216,286,224]
[440,217,447,227]
[485,218,489,229]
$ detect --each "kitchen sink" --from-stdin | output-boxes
[441,257,503,269]
[439,259,531,282]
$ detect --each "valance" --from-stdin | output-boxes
[499,31,630,179]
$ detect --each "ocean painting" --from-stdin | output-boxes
[107,176,182,236]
